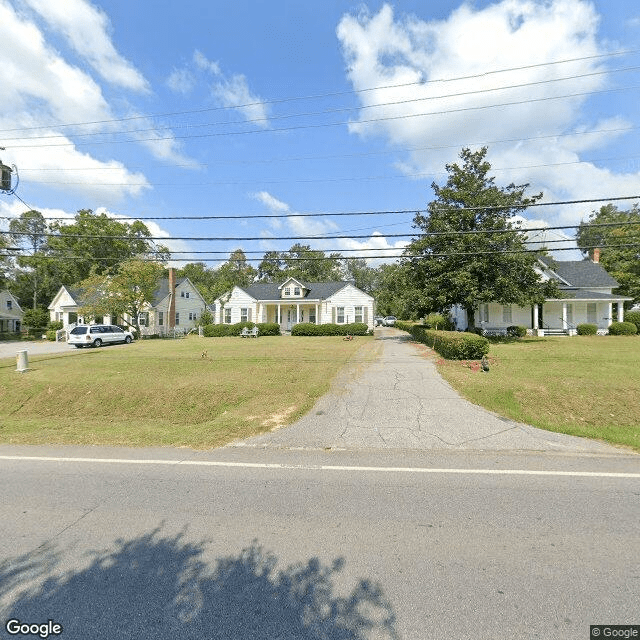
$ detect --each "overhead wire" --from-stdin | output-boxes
[1,47,636,136]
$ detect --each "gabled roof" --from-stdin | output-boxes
[538,256,620,288]
[238,281,355,301]
[149,277,192,306]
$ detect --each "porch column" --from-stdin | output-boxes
[296,303,300,324]
[315,304,318,324]
[277,304,280,325]
[617,302,624,322]
[562,302,568,330]
[607,303,613,327]
[532,304,539,329]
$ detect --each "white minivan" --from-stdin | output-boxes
[68,324,134,348]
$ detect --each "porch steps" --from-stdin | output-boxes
[543,328,568,337]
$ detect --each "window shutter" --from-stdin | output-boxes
[364,307,368,323]
[248,308,252,322]
[332,307,336,323]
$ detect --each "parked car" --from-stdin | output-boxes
[374,316,385,326]
[68,324,134,348]
[383,316,397,326]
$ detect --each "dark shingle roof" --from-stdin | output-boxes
[239,281,352,301]
[539,257,619,288]
[552,289,630,301]
[150,277,188,306]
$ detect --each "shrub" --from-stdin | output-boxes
[394,320,415,333]
[423,312,455,331]
[624,310,640,333]
[197,310,213,327]
[291,322,369,336]
[22,308,50,336]
[577,323,598,335]
[45,330,58,341]
[47,320,63,331]
[404,324,489,359]
[229,321,256,336]
[506,325,527,338]
[203,324,231,337]
[607,321,637,336]
[256,322,281,336]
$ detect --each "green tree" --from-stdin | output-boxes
[22,307,50,333]
[406,147,559,328]
[48,209,164,285]
[8,210,56,308]
[257,250,285,282]
[211,249,257,299]
[282,243,343,282]
[342,257,379,294]
[77,259,165,335]
[576,204,640,304]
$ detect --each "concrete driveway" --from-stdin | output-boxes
[235,328,627,454]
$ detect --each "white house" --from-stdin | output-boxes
[0,290,23,333]
[211,277,375,331]
[450,253,632,336]
[48,269,207,336]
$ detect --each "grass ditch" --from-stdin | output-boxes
[432,335,640,451]
[0,335,375,449]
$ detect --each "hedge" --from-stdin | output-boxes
[607,321,637,336]
[506,325,527,338]
[202,322,281,337]
[402,324,489,359]
[577,323,597,335]
[291,322,369,336]
[624,310,640,333]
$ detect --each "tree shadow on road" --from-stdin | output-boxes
[0,527,398,639]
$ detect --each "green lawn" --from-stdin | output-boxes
[0,335,378,449]
[434,335,640,451]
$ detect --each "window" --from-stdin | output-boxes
[224,308,231,324]
[502,306,512,324]
[158,311,164,326]
[175,313,180,325]
[355,306,363,323]
[6,300,12,310]
[284,287,291,296]
[241,308,248,322]
[566,304,573,325]
[185,291,190,298]
[181,291,185,297]
[479,304,489,323]
[294,287,301,296]
[337,307,345,323]
[309,309,316,324]
[138,313,148,327]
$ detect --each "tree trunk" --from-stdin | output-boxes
[466,306,476,331]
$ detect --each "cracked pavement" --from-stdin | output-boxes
[233,328,625,453]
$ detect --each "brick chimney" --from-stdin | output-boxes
[168,268,176,329]
[593,248,600,263]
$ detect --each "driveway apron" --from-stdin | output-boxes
[235,329,624,453]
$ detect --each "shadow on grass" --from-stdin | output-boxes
[0,527,398,639]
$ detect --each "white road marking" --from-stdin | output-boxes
[0,455,638,478]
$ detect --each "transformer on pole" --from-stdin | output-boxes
[0,158,18,194]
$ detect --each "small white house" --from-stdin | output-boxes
[450,254,632,336]
[0,290,23,333]
[211,277,375,331]
[48,269,207,335]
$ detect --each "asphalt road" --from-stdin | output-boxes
[1,445,638,640]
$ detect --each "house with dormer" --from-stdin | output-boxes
[211,277,375,331]
[48,269,207,336]
[450,252,632,335]
[0,290,23,334]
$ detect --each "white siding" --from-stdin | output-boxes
[213,287,257,324]
[325,285,375,329]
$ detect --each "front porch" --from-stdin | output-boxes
[260,302,322,332]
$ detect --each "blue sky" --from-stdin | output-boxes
[1,0,639,267]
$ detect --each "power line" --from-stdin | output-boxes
[2,195,638,223]
[14,126,640,171]
[6,65,640,144]
[1,48,635,136]
[1,244,637,264]
[3,218,640,242]
[6,84,640,149]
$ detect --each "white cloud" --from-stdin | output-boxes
[337,1,640,226]
[166,68,195,94]
[21,0,149,92]
[168,50,269,126]
[253,191,290,212]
